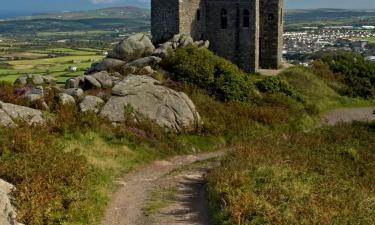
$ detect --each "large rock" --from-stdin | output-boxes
[56,93,76,106]
[79,96,104,114]
[84,76,102,89]
[153,42,173,59]
[14,74,57,87]
[63,88,84,101]
[101,75,201,132]
[24,86,44,102]
[87,58,126,73]
[0,101,44,125]
[0,109,15,127]
[125,56,162,68]
[108,33,155,61]
[90,71,113,88]
[65,76,85,89]
[0,179,18,225]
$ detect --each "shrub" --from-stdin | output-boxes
[165,46,255,102]
[189,88,305,138]
[255,77,305,102]
[320,52,375,99]
[0,124,93,225]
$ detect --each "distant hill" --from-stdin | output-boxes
[11,6,150,21]
[7,7,375,24]
[285,8,375,24]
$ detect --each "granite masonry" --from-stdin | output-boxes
[151,0,284,72]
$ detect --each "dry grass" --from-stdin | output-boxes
[208,122,375,225]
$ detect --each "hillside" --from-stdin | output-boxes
[285,8,375,29]
[7,6,149,21]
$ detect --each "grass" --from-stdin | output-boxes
[0,100,226,225]
[143,187,178,216]
[0,43,374,225]
[0,51,104,84]
[367,37,375,43]
[281,66,375,112]
[0,39,106,84]
[36,30,112,37]
[208,122,375,225]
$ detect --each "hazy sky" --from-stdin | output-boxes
[0,0,375,13]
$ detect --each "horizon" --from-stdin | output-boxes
[1,0,375,19]
[1,6,375,20]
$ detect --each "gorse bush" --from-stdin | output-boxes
[255,77,305,102]
[165,45,255,102]
[320,52,375,99]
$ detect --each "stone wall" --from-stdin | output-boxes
[206,0,259,72]
[151,0,283,72]
[259,0,284,69]
[179,0,206,41]
[151,0,180,44]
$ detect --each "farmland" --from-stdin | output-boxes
[0,42,104,84]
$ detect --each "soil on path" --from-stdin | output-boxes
[321,107,375,125]
[100,151,224,225]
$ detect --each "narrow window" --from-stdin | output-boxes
[280,8,283,25]
[221,9,227,29]
[268,13,274,21]
[197,9,201,21]
[163,11,167,20]
[243,9,250,27]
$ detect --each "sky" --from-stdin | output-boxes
[0,0,375,14]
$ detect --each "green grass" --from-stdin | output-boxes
[0,50,104,84]
[143,187,178,216]
[367,37,375,43]
[36,30,112,37]
[280,66,375,112]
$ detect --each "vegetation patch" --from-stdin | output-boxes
[207,122,375,225]
[319,52,375,99]
[165,46,255,102]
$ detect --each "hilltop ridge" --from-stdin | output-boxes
[4,6,150,21]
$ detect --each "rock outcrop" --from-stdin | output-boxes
[108,33,155,61]
[153,34,209,59]
[0,101,44,126]
[79,96,104,114]
[63,88,84,101]
[87,58,126,74]
[0,179,19,225]
[101,75,201,132]
[14,74,57,87]
[56,93,76,106]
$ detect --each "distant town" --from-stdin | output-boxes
[284,26,375,64]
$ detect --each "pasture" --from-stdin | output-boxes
[0,46,104,84]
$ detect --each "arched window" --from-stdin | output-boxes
[221,9,227,29]
[243,9,250,27]
[197,9,201,21]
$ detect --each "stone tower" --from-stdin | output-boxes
[151,0,284,72]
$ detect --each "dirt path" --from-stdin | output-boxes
[100,151,224,225]
[321,107,375,125]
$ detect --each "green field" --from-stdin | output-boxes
[368,37,375,43]
[0,47,104,84]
